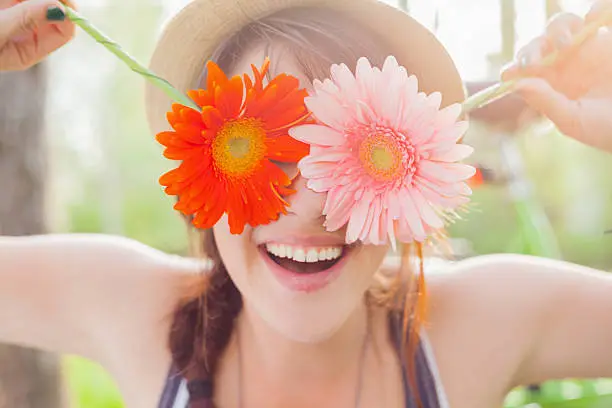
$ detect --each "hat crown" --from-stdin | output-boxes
[145,0,465,136]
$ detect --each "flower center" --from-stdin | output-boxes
[359,126,418,182]
[212,118,267,178]
[370,146,395,171]
[228,138,251,159]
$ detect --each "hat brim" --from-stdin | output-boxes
[146,0,466,136]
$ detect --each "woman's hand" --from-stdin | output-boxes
[0,0,75,71]
[502,0,612,153]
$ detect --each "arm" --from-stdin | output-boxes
[0,233,200,362]
[431,254,612,388]
[507,256,612,384]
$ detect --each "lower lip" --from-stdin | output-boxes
[259,246,350,293]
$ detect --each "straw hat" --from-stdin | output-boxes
[145,0,466,136]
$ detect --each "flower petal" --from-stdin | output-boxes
[266,134,309,163]
[424,121,469,146]
[188,89,214,109]
[299,150,350,167]
[201,106,224,130]
[410,188,444,229]
[415,176,472,198]
[289,124,345,146]
[430,144,474,162]
[206,60,229,90]
[324,186,356,231]
[346,195,372,244]
[299,162,337,179]
[330,63,359,101]
[417,182,470,209]
[355,57,376,101]
[156,131,200,148]
[361,193,379,243]
[418,161,477,183]
[216,75,244,118]
[367,196,384,245]
[305,93,353,129]
[398,188,426,239]
[437,103,462,128]
[306,176,337,193]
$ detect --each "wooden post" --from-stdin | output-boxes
[0,65,62,407]
[501,0,516,61]
[546,0,562,19]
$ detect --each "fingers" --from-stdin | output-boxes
[545,12,584,50]
[501,38,547,81]
[31,20,74,58]
[501,12,586,81]
[576,29,612,72]
[512,77,582,137]
[0,0,75,71]
[516,38,547,68]
[0,0,18,10]
[586,0,612,25]
[0,0,65,40]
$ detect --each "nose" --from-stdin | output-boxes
[284,174,326,223]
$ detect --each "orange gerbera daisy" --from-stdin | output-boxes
[156,58,310,234]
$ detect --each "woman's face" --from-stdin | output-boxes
[213,45,389,343]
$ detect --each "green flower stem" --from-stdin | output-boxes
[462,10,612,114]
[64,6,200,112]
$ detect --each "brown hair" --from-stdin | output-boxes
[168,6,428,408]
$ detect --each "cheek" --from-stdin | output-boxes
[349,245,389,285]
[212,220,257,284]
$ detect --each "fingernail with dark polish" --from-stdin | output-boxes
[46,6,65,21]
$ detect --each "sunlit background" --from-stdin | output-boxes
[2,0,612,407]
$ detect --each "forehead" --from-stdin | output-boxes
[229,43,314,92]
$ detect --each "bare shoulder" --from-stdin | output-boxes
[74,235,207,405]
[84,233,205,316]
[422,254,611,408]
[426,253,606,319]
[62,234,208,352]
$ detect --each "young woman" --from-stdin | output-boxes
[1,1,611,408]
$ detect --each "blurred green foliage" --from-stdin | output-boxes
[63,357,123,408]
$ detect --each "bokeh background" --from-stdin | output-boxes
[0,0,611,407]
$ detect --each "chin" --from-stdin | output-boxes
[245,241,385,343]
[214,221,389,343]
[256,289,361,343]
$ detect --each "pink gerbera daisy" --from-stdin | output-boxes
[289,56,476,247]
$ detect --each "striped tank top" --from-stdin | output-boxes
[157,314,449,408]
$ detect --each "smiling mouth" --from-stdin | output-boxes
[261,243,348,274]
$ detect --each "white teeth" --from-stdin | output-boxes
[265,243,344,263]
[318,250,328,262]
[328,248,342,260]
[294,248,306,262]
[306,249,319,263]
